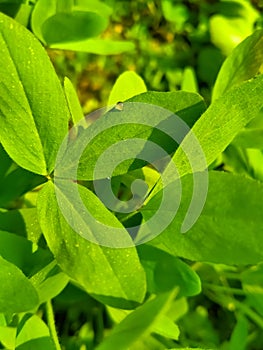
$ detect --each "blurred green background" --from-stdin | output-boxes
[43,0,263,112]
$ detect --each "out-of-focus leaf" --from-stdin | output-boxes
[108,71,147,106]
[213,30,263,100]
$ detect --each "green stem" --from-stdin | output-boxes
[46,300,62,350]
[221,271,242,280]
[234,300,263,329]
[205,288,263,329]
[203,283,247,296]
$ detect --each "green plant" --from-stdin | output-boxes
[0,6,263,350]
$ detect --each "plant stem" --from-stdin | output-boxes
[203,283,247,296]
[234,300,263,329]
[46,300,62,350]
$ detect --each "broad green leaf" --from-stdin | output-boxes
[49,38,135,54]
[137,245,201,297]
[96,291,177,350]
[213,29,263,100]
[64,77,84,125]
[143,171,263,265]
[169,75,263,179]
[0,13,69,175]
[16,315,55,350]
[65,92,205,181]
[129,91,206,129]
[0,256,39,313]
[37,181,146,308]
[42,11,108,45]
[108,71,147,106]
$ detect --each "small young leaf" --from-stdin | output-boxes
[108,71,147,106]
[64,77,84,125]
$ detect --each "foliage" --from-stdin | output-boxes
[0,1,263,350]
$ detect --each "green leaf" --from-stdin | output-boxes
[0,230,52,275]
[153,315,180,340]
[0,325,16,349]
[161,1,189,27]
[0,166,46,208]
[37,181,146,308]
[170,75,263,178]
[0,256,39,313]
[228,315,248,350]
[16,315,55,350]
[129,91,206,128]
[0,208,42,243]
[232,129,263,149]
[0,13,69,175]
[64,77,84,125]
[143,171,263,265]
[213,29,263,100]
[0,2,21,18]
[68,92,205,181]
[30,261,69,304]
[31,0,112,46]
[138,245,201,297]
[51,38,135,54]
[96,290,177,350]
[209,1,259,55]
[42,11,108,45]
[181,67,198,93]
[108,71,147,106]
